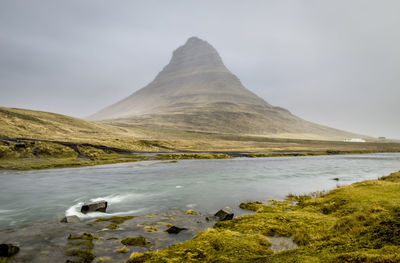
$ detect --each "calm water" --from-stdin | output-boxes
[0,153,399,229]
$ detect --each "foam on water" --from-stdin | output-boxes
[65,193,144,219]
[90,193,138,204]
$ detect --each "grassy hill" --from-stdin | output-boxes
[1,106,400,170]
[0,106,142,145]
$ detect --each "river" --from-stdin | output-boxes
[0,153,399,229]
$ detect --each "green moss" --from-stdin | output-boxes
[185,209,197,215]
[67,240,94,250]
[66,232,96,262]
[106,223,119,230]
[65,249,95,263]
[121,237,149,247]
[0,152,148,170]
[127,170,400,262]
[127,229,272,263]
[95,215,136,224]
[380,171,400,182]
[246,152,323,158]
[95,216,137,230]
[67,232,96,241]
[246,150,377,159]
[155,153,232,160]
[145,226,158,232]
[239,201,266,212]
[114,246,130,253]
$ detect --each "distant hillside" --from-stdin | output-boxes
[0,107,125,139]
[89,37,366,141]
[0,107,157,151]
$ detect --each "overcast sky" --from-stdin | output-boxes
[1,0,399,138]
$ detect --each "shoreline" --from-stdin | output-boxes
[1,170,399,262]
[1,148,398,172]
[2,135,400,171]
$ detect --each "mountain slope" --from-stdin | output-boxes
[0,106,149,147]
[89,37,365,140]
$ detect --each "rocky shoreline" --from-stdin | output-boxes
[0,205,233,263]
[2,171,400,262]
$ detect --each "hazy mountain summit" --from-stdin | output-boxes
[90,37,268,118]
[89,37,362,140]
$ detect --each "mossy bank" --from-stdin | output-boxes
[1,137,398,171]
[128,171,400,262]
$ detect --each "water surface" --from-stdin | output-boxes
[0,153,399,229]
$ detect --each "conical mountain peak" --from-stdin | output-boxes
[88,37,360,141]
[158,37,227,76]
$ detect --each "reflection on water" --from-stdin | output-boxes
[0,153,399,229]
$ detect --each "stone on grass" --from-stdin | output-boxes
[214,207,234,221]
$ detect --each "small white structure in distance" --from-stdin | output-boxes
[344,138,366,143]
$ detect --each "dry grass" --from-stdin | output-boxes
[1,106,400,170]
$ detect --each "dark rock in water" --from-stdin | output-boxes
[80,200,107,214]
[60,215,81,223]
[332,178,340,181]
[214,207,234,221]
[166,226,187,234]
[0,243,19,257]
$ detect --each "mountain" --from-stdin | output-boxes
[89,37,364,140]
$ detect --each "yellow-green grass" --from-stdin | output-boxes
[0,140,149,170]
[127,171,400,262]
[245,150,376,158]
[154,153,232,160]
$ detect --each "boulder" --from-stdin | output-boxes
[80,200,107,214]
[214,206,234,221]
[166,226,187,234]
[60,215,81,223]
[0,243,19,257]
